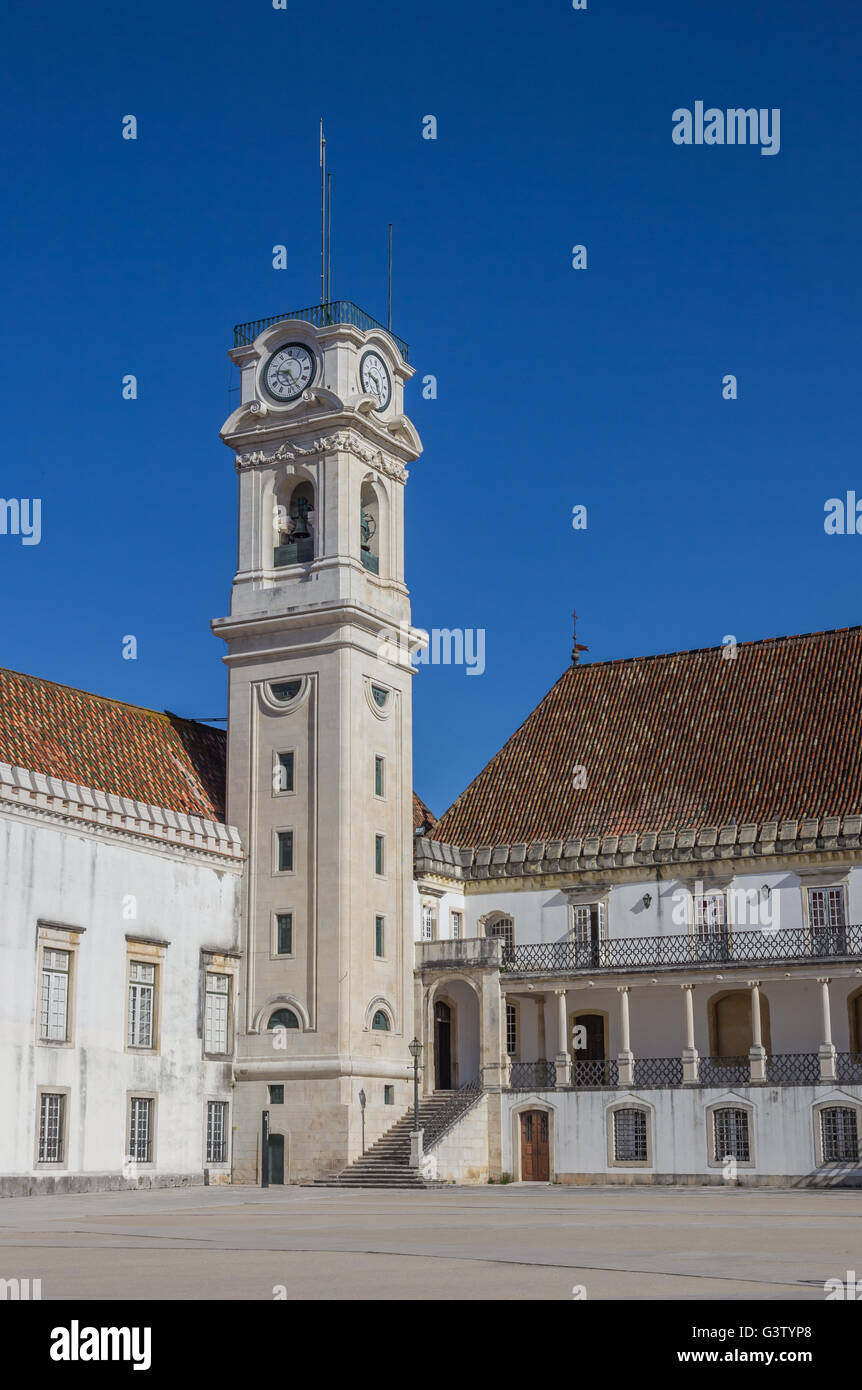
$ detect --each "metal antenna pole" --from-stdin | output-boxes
[387,223,393,331]
[320,120,326,304]
[327,173,332,302]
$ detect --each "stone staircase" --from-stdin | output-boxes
[312,1092,458,1188]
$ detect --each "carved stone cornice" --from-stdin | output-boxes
[234,431,408,484]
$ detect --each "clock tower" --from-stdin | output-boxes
[213,302,424,1183]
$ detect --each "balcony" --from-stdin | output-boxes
[503,1052,862,1091]
[501,924,862,976]
[232,299,409,361]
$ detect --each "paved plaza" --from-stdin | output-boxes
[0,1183,859,1301]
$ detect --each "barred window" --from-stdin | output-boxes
[506,1002,518,1056]
[38,1093,65,1163]
[451,911,462,940]
[40,949,70,1041]
[821,1106,859,1162]
[206,1101,228,1164]
[809,887,845,930]
[129,1097,153,1163]
[128,961,155,1048]
[613,1107,648,1162]
[204,974,230,1054]
[714,1107,751,1162]
[487,917,514,950]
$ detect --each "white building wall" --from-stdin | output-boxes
[0,775,242,1193]
[500,1085,862,1183]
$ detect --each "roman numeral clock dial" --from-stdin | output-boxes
[360,350,392,411]
[262,343,316,403]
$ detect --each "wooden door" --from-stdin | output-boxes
[520,1109,550,1181]
[574,1013,605,1060]
[435,1001,452,1090]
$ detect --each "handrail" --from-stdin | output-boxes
[422,1077,484,1152]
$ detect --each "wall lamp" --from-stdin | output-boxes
[642,893,652,909]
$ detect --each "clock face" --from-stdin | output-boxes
[360,351,392,412]
[263,343,316,402]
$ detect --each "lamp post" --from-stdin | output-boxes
[408,1037,423,1131]
[358,1088,366,1155]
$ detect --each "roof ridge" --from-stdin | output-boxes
[566,623,862,673]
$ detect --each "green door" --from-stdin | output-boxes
[268,1133,285,1185]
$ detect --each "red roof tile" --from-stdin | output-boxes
[433,627,862,847]
[0,668,226,821]
[413,791,436,833]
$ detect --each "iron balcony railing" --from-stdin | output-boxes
[233,299,409,361]
[501,924,862,976]
[503,1053,862,1090]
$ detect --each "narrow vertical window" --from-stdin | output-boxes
[128,962,155,1048]
[38,1093,65,1163]
[206,1101,228,1164]
[422,906,435,941]
[204,974,230,1054]
[450,911,462,940]
[375,915,385,958]
[40,949,70,1041]
[277,831,294,872]
[384,1085,394,1105]
[276,751,294,793]
[374,755,385,797]
[129,1097,153,1163]
[276,913,293,955]
[375,834,385,875]
[506,1002,518,1056]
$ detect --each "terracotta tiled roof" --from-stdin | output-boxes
[413,791,436,833]
[0,667,227,821]
[433,627,862,848]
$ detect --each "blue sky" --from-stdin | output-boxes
[1,0,861,817]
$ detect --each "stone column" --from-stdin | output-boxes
[818,977,837,1083]
[748,980,767,1082]
[617,985,634,1087]
[500,990,512,1088]
[681,983,699,1083]
[554,989,571,1087]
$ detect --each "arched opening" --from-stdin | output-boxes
[431,980,480,1091]
[708,989,771,1059]
[268,1008,299,1030]
[371,1009,390,1032]
[275,479,315,567]
[359,481,379,574]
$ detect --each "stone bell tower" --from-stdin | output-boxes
[212,302,424,1182]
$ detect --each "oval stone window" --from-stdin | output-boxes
[270,680,302,704]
